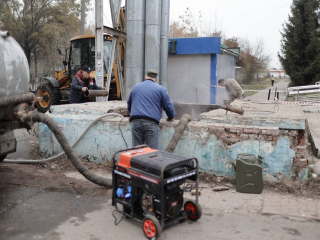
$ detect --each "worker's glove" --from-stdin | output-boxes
[166,118,175,122]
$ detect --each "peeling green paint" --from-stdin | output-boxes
[39,113,307,180]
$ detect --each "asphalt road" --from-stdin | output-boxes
[246,78,290,101]
[1,163,320,240]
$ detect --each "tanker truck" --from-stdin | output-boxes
[0,30,114,188]
[0,31,35,162]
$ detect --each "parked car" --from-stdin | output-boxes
[315,81,320,85]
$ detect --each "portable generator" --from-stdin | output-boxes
[112,145,202,239]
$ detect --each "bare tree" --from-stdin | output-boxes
[237,38,258,83]
[202,12,223,37]
[223,37,271,83]
[169,21,199,38]
[178,7,200,37]
[253,38,271,81]
[169,7,223,38]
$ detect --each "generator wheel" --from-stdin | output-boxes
[184,200,202,221]
[142,216,162,239]
[35,83,60,113]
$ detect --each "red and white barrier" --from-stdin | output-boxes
[277,101,320,106]
[210,85,287,93]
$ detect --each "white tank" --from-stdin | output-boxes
[0,31,30,97]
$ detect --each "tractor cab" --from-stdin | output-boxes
[68,34,113,81]
[36,33,120,113]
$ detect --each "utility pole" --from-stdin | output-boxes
[81,0,85,35]
[95,0,104,101]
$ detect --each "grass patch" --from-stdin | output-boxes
[240,78,284,97]
[287,96,294,101]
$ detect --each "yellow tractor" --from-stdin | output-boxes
[35,33,124,113]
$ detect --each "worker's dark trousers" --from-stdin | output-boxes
[131,119,159,149]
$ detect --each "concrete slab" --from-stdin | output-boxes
[200,99,306,130]
[262,192,320,221]
[305,113,320,158]
[50,101,128,116]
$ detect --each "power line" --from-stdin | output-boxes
[223,2,292,23]
[215,0,255,11]
[247,2,291,35]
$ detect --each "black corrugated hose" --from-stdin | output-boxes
[26,110,113,187]
[165,114,191,153]
[0,93,35,107]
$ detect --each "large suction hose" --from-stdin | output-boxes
[1,94,189,186]
[0,93,35,107]
[30,111,113,186]
[11,110,121,187]
[3,113,124,163]
[165,114,191,153]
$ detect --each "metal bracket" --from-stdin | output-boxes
[103,26,127,38]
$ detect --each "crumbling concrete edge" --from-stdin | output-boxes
[306,119,319,158]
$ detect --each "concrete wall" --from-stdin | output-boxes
[235,68,246,84]
[39,103,308,180]
[217,53,235,80]
[168,54,211,104]
[167,37,238,105]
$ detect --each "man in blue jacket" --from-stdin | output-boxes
[69,65,105,104]
[127,69,176,149]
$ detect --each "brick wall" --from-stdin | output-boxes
[208,125,308,178]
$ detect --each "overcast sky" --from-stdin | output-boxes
[89,0,293,69]
[170,0,293,68]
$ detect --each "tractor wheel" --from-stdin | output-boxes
[35,83,60,113]
[142,216,162,239]
[184,200,202,221]
[0,154,7,163]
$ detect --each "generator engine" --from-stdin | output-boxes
[138,165,186,218]
[112,146,201,239]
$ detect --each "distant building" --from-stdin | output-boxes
[167,37,240,105]
[265,69,286,78]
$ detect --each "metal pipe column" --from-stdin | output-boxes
[125,0,146,99]
[160,0,170,89]
[144,0,162,82]
[95,0,104,101]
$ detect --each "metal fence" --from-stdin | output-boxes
[287,84,320,112]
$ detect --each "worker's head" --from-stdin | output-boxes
[145,69,158,82]
[82,65,92,79]
[218,79,226,86]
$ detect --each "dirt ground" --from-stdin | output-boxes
[3,156,320,200]
[0,162,110,198]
